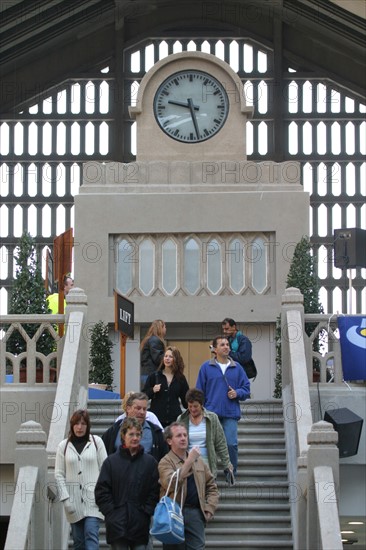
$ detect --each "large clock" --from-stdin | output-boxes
[153,70,229,143]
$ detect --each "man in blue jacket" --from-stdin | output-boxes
[196,335,250,475]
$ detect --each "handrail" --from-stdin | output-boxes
[4,466,38,550]
[47,310,86,453]
[281,288,342,550]
[46,290,89,550]
[0,314,64,323]
[314,466,343,550]
[1,289,88,550]
[286,309,313,456]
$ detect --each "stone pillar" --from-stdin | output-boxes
[65,287,88,393]
[306,421,340,550]
[14,421,48,549]
[281,287,304,388]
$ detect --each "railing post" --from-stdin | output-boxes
[281,287,305,388]
[306,421,340,549]
[14,421,48,549]
[65,287,88,394]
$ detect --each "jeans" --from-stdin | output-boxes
[162,506,205,550]
[111,541,146,550]
[71,516,100,550]
[219,417,238,474]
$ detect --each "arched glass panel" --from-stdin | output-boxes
[139,239,154,295]
[184,238,200,294]
[229,238,245,293]
[207,239,222,294]
[162,238,177,294]
[117,239,134,294]
[251,237,267,293]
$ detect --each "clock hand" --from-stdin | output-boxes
[168,99,200,110]
[188,98,200,139]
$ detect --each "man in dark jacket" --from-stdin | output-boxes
[95,417,159,549]
[102,392,168,461]
[221,318,254,375]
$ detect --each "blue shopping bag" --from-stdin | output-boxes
[150,469,185,544]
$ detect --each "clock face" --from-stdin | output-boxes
[153,70,229,143]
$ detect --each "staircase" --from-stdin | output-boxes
[88,399,293,549]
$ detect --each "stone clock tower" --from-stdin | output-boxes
[129,51,253,161]
[75,51,309,398]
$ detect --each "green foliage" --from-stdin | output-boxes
[89,321,114,388]
[7,232,54,357]
[286,237,324,323]
[273,315,283,399]
[273,236,324,398]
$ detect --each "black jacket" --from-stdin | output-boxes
[95,446,159,545]
[102,419,168,460]
[140,335,165,377]
[143,370,189,427]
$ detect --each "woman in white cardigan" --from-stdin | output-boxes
[55,409,107,550]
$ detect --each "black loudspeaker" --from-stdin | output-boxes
[324,408,364,458]
[334,228,366,269]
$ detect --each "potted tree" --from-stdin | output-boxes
[89,320,114,390]
[7,232,56,382]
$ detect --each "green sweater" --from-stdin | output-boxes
[178,408,231,478]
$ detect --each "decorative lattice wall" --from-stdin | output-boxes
[1,37,365,314]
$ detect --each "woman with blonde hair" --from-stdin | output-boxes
[140,319,166,388]
[143,346,189,427]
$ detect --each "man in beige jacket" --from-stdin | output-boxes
[158,422,219,550]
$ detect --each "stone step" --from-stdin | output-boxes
[239,425,285,435]
[238,437,286,447]
[212,514,291,523]
[208,503,291,516]
[86,398,293,550]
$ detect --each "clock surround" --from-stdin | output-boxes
[129,51,253,162]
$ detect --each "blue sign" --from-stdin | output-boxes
[338,316,366,381]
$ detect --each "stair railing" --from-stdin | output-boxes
[46,287,89,550]
[2,288,88,550]
[281,287,342,550]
